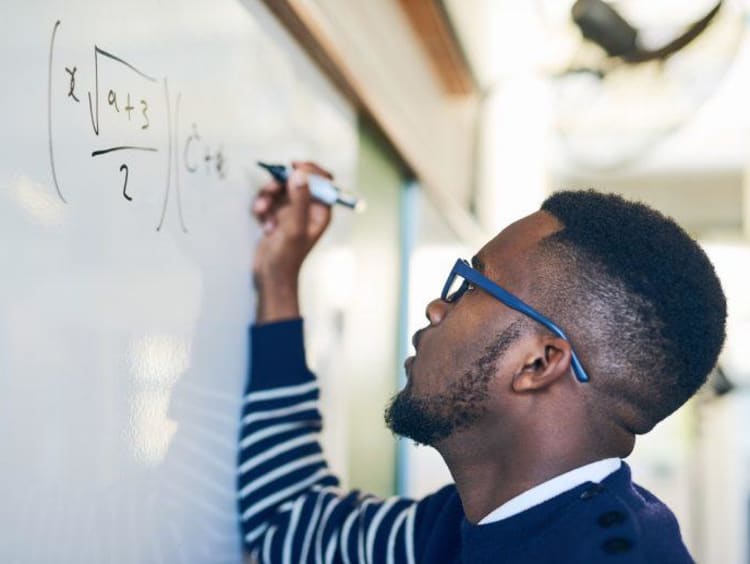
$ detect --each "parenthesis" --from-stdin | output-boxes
[156,78,171,231]
[48,20,67,203]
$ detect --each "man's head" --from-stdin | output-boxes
[386,190,727,454]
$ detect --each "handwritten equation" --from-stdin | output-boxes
[48,20,227,232]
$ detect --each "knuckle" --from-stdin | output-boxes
[288,170,309,188]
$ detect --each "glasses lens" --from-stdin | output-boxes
[444,274,469,302]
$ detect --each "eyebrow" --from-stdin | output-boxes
[471,255,485,273]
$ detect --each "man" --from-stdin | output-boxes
[238,162,726,563]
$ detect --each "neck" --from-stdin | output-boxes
[437,424,628,524]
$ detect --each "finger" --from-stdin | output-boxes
[252,195,277,224]
[254,197,291,229]
[252,195,270,214]
[253,189,285,210]
[262,217,277,236]
[292,160,334,180]
[284,169,312,230]
[257,180,285,200]
[253,181,288,221]
[307,201,332,241]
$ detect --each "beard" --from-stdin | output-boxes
[384,321,523,446]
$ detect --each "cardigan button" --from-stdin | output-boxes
[598,510,626,528]
[602,537,633,554]
[579,484,605,500]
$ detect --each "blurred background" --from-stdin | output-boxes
[289,1,750,562]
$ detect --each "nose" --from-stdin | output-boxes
[412,298,450,351]
[425,297,450,325]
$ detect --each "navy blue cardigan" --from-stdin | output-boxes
[238,319,694,563]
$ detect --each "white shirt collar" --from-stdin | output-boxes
[477,458,622,525]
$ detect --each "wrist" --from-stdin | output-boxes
[255,276,300,324]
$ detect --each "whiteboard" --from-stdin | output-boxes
[0,1,357,562]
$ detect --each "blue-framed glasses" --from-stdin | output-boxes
[441,259,590,383]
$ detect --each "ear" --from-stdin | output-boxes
[511,335,573,393]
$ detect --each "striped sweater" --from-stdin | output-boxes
[237,319,693,564]
[237,319,463,563]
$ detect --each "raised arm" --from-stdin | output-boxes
[251,161,333,325]
[238,163,460,563]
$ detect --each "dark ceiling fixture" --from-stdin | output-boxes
[541,0,743,172]
[571,0,723,67]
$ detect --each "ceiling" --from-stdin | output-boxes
[444,0,750,237]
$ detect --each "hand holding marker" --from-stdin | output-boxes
[257,162,366,212]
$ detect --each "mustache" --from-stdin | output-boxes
[411,327,427,351]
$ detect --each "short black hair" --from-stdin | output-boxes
[537,190,726,432]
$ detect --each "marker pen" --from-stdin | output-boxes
[257,162,366,212]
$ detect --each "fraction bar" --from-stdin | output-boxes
[91,146,158,157]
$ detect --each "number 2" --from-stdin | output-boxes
[120,164,132,201]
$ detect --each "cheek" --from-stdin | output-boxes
[415,316,487,391]
[411,341,457,395]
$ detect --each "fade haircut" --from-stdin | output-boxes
[534,190,726,433]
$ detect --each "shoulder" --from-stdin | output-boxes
[567,463,694,563]
[412,484,465,563]
[414,483,463,530]
[477,463,695,564]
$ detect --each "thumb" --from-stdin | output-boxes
[308,201,332,241]
[286,169,312,227]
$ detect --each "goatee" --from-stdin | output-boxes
[384,322,523,445]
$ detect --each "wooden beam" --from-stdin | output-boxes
[262,0,475,103]
[397,0,475,96]
[259,0,486,244]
